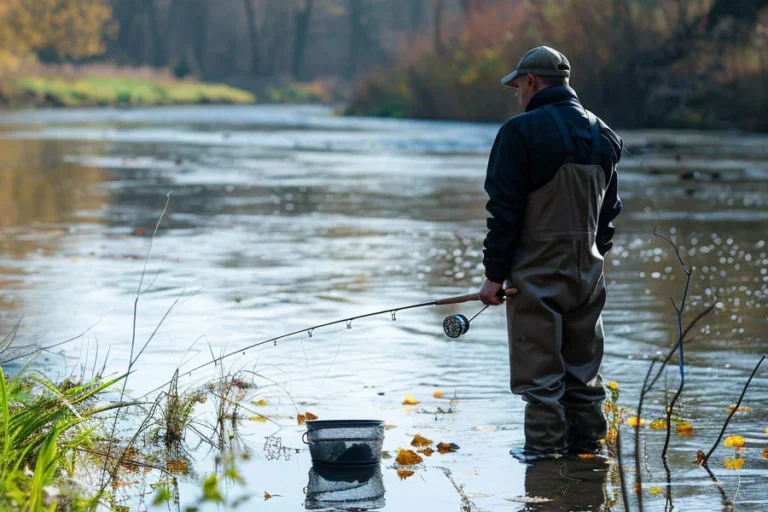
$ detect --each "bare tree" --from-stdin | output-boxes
[242,0,261,75]
[292,0,315,79]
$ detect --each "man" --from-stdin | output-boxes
[478,46,622,462]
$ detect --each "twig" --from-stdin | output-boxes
[701,464,729,510]
[616,425,631,512]
[702,355,766,464]
[635,358,657,509]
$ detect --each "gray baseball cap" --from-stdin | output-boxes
[500,46,571,88]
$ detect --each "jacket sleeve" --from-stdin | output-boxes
[483,121,529,283]
[597,136,623,256]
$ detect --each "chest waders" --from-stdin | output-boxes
[506,105,609,458]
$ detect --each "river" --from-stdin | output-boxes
[0,105,766,511]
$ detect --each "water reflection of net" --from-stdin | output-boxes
[305,464,385,510]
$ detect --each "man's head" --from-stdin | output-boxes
[500,46,570,108]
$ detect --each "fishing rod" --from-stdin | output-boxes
[142,288,518,397]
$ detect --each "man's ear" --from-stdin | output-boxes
[527,73,537,90]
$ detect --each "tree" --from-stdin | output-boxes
[292,0,315,79]
[242,0,261,75]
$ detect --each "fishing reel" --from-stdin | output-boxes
[440,288,516,339]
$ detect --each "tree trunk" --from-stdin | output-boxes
[347,0,363,78]
[242,0,261,75]
[291,0,314,79]
[433,0,445,55]
[189,0,209,75]
[145,0,166,67]
[409,0,424,44]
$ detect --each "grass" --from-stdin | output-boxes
[3,76,255,108]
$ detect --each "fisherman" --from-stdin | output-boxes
[478,46,622,462]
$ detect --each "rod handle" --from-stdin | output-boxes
[435,288,518,306]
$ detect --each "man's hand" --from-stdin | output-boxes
[479,279,505,306]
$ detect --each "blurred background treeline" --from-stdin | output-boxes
[1,0,768,130]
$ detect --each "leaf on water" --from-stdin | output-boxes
[649,419,667,430]
[305,411,319,420]
[264,491,272,501]
[381,451,392,459]
[676,422,694,436]
[728,405,753,413]
[249,415,267,423]
[417,448,434,457]
[411,434,433,447]
[649,487,663,495]
[723,435,745,448]
[395,450,423,465]
[437,442,460,454]
[297,414,307,425]
[765,426,768,436]
[402,395,419,405]
[384,424,397,430]
[723,457,745,470]
[607,381,619,390]
[694,450,705,466]
[762,448,768,460]
[474,425,498,432]
[625,416,645,427]
[253,399,267,406]
[433,390,445,398]
[578,453,596,460]
[397,469,415,480]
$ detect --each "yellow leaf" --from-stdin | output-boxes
[694,450,705,466]
[297,414,307,425]
[433,390,445,398]
[578,453,596,460]
[729,405,753,413]
[417,448,434,457]
[649,487,663,495]
[305,411,319,420]
[249,415,267,423]
[402,395,419,405]
[607,381,619,390]
[397,469,415,480]
[765,426,768,436]
[264,491,272,501]
[411,434,433,447]
[436,442,459,454]
[650,419,667,430]
[723,458,745,470]
[723,436,745,448]
[625,416,645,427]
[676,422,694,436]
[253,399,267,406]
[395,450,423,465]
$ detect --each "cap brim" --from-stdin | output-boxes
[500,70,520,88]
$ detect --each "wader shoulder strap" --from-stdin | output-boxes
[543,105,575,163]
[586,111,602,165]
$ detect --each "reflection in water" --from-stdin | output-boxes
[305,463,385,510]
[522,459,608,511]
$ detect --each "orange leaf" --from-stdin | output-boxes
[297,414,307,425]
[436,442,460,454]
[305,412,319,420]
[410,434,433,447]
[728,405,753,413]
[417,448,434,457]
[397,469,415,480]
[264,491,272,501]
[433,390,445,398]
[676,422,694,436]
[402,395,419,405]
[762,448,768,460]
[395,450,423,465]
[578,453,596,460]
[694,450,705,466]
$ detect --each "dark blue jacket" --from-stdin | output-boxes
[483,86,622,284]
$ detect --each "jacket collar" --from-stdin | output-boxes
[525,86,581,113]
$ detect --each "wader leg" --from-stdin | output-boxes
[561,285,607,452]
[507,296,567,458]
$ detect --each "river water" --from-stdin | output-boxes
[0,105,767,511]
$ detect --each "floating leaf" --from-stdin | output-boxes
[650,419,667,430]
[649,487,663,495]
[253,399,267,406]
[437,442,460,454]
[433,390,445,398]
[417,448,434,457]
[578,453,596,460]
[607,381,619,390]
[249,415,267,423]
[305,411,319,420]
[264,491,272,501]
[384,424,397,430]
[411,434,433,447]
[694,450,705,466]
[396,450,423,465]
[402,395,419,405]
[474,425,498,432]
[381,451,392,459]
[762,448,768,460]
[723,436,745,448]
[297,414,307,425]
[723,457,745,470]
[676,422,694,436]
[625,416,645,427]
[397,469,415,480]
[729,405,753,413]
